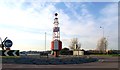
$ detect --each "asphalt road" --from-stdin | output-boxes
[1,55,120,69]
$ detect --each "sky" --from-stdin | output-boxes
[0,0,118,51]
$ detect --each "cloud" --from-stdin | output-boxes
[59,2,118,50]
[60,2,95,36]
[0,1,57,51]
[0,1,118,51]
[99,3,118,25]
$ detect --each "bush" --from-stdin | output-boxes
[60,48,73,55]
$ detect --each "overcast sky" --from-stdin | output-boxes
[0,0,118,51]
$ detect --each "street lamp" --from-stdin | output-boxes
[45,32,46,51]
[100,26,104,37]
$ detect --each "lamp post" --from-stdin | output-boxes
[106,36,109,54]
[45,32,46,51]
[100,26,104,37]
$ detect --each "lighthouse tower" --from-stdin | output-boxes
[51,13,62,57]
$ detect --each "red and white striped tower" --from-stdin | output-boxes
[51,13,62,57]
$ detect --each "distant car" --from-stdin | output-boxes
[20,52,27,56]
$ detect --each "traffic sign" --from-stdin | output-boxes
[4,39,13,47]
[2,50,19,56]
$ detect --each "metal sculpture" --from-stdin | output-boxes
[51,13,62,57]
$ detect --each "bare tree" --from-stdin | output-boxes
[69,38,81,50]
[97,37,108,53]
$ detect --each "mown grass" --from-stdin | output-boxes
[0,56,20,58]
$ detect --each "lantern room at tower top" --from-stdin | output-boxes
[51,13,62,57]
